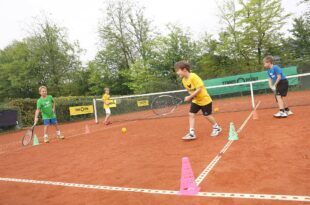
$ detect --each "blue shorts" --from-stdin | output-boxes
[43,118,58,125]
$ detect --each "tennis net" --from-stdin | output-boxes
[93,73,310,123]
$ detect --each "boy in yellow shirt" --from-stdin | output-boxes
[102,88,112,125]
[175,61,222,140]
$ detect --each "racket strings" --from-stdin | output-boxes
[152,95,181,115]
[22,130,33,146]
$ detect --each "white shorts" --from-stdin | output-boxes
[105,108,111,115]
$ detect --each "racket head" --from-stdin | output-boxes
[22,128,34,146]
[151,95,183,116]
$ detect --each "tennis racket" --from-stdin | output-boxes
[22,123,37,146]
[272,86,278,102]
[151,95,183,116]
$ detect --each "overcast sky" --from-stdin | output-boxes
[0,0,306,63]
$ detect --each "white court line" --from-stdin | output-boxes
[195,101,261,185]
[0,177,309,202]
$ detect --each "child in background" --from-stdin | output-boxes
[34,86,64,143]
[102,87,112,125]
[264,56,293,118]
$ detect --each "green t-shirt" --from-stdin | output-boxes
[37,95,56,120]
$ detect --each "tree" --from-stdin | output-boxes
[28,18,83,96]
[237,0,290,67]
[0,41,36,100]
[95,0,156,94]
[195,33,245,78]
[0,17,83,101]
[288,17,310,62]
[217,0,252,66]
[153,24,201,82]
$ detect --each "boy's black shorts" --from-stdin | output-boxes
[276,79,289,97]
[190,102,212,116]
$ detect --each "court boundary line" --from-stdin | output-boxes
[0,177,309,202]
[195,101,261,185]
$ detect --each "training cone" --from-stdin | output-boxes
[179,157,200,196]
[253,109,258,120]
[32,134,39,146]
[228,122,238,141]
[85,125,90,134]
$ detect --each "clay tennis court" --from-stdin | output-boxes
[0,91,309,205]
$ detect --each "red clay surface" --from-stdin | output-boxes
[0,92,309,205]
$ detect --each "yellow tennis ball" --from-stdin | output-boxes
[214,107,219,112]
[121,127,127,133]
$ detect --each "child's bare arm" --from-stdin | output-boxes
[185,87,202,102]
[274,74,282,87]
[52,101,56,113]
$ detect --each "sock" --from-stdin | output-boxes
[285,107,289,111]
[56,130,61,136]
[189,128,195,135]
[280,109,285,112]
[213,123,219,128]
[44,134,48,138]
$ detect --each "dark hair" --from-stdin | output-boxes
[175,61,191,72]
[263,55,274,64]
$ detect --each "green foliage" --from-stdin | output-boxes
[27,19,83,96]
[237,0,290,66]
[8,98,37,126]
[95,0,152,95]
[289,17,310,62]
[0,0,307,105]
[8,96,94,126]
[0,41,37,100]
[0,17,83,103]
[52,96,94,123]
[123,60,180,94]
[214,0,290,70]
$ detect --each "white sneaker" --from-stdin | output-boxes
[273,111,288,118]
[44,136,49,143]
[57,134,65,139]
[211,126,222,137]
[182,133,197,140]
[56,130,64,139]
[286,110,293,116]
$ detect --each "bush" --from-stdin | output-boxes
[8,98,36,127]
[9,96,95,127]
[54,96,94,122]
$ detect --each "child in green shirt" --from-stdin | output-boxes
[34,86,64,143]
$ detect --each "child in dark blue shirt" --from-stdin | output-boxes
[264,56,293,118]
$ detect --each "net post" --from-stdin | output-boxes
[93,98,98,123]
[250,82,255,109]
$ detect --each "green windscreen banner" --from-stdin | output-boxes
[204,66,298,95]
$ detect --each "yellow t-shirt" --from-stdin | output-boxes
[182,73,212,106]
[102,94,110,109]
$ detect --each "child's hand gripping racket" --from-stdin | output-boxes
[22,122,37,146]
[151,95,183,116]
